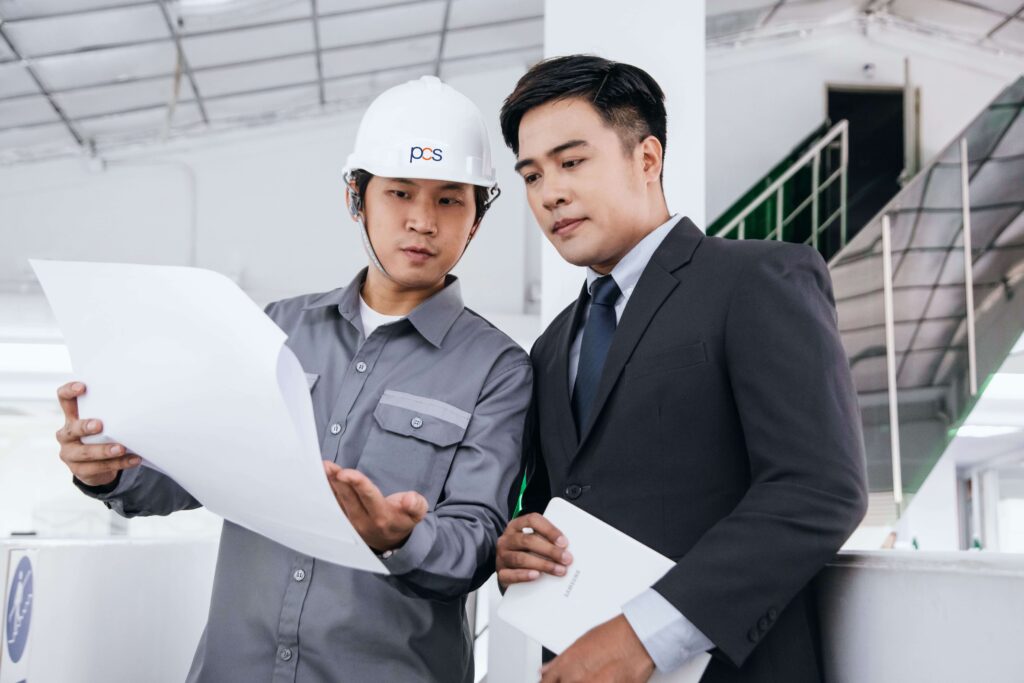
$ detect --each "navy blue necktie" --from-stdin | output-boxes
[572,275,621,431]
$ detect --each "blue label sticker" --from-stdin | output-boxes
[5,556,33,664]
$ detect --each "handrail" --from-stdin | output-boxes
[714,119,849,249]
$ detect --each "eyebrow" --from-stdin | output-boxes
[390,178,467,192]
[514,139,589,173]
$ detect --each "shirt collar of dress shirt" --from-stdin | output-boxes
[302,268,464,349]
[584,213,680,299]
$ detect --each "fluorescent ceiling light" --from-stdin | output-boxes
[956,425,1023,438]
[0,343,72,374]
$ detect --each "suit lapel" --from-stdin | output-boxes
[548,283,589,462]
[574,217,705,456]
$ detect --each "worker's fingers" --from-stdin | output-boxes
[55,417,103,445]
[329,475,370,520]
[338,469,387,517]
[72,455,141,480]
[61,442,130,464]
[387,490,428,522]
[56,382,85,422]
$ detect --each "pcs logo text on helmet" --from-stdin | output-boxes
[410,146,443,163]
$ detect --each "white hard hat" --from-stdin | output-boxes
[343,75,496,188]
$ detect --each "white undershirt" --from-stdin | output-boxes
[359,295,404,338]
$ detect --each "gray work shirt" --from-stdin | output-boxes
[77,269,532,683]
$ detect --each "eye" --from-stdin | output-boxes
[439,197,464,206]
[389,190,410,199]
[563,158,584,169]
[523,172,540,185]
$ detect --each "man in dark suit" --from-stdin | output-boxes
[494,55,868,683]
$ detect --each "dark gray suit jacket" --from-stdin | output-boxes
[519,217,868,682]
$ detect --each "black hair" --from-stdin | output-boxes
[499,54,667,180]
[347,169,498,225]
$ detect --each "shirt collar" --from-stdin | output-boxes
[585,213,680,298]
[302,268,465,348]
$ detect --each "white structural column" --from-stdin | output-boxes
[537,0,707,325]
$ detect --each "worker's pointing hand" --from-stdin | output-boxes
[323,461,428,553]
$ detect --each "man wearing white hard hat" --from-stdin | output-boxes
[56,76,532,682]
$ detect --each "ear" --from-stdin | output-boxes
[638,134,664,185]
[345,180,361,223]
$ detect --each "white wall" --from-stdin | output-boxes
[706,21,1024,223]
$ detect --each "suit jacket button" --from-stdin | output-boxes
[768,608,778,620]
[565,484,583,499]
[758,617,769,631]
[748,627,760,643]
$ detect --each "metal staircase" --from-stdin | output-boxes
[713,76,1024,525]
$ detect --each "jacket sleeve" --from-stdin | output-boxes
[381,355,533,601]
[651,245,868,667]
[74,466,202,517]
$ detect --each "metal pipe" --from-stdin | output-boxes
[776,186,784,241]
[960,137,979,396]
[840,124,849,249]
[882,213,904,515]
[812,151,821,251]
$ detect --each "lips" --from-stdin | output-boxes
[400,245,436,263]
[552,217,585,236]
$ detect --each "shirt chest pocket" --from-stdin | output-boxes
[357,390,470,509]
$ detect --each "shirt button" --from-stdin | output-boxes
[330,423,342,435]
[278,647,293,662]
[293,569,306,582]
[411,416,424,429]
[355,361,368,373]
[565,484,583,499]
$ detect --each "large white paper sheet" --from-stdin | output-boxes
[31,259,385,574]
[498,498,710,682]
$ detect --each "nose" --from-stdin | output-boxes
[541,177,571,212]
[407,197,438,235]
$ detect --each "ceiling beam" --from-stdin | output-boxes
[14,12,541,64]
[310,0,326,106]
[433,0,453,77]
[156,0,208,124]
[0,24,84,148]
[0,42,544,133]
[0,15,543,105]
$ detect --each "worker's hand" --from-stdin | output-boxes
[496,512,572,590]
[323,461,428,553]
[55,382,140,487]
[540,615,655,683]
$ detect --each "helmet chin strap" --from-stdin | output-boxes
[355,212,400,284]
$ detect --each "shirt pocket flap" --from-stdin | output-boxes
[373,390,470,448]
